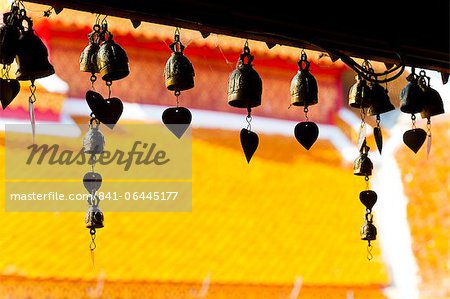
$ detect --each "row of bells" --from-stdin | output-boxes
[80,26,129,82]
[0,10,54,80]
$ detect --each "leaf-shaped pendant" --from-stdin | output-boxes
[29,100,35,144]
[373,126,383,154]
[240,128,259,163]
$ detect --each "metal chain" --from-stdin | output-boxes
[304,106,309,121]
[411,114,416,129]
[246,107,252,131]
[29,81,37,104]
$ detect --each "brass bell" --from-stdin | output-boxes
[0,12,20,65]
[400,73,424,114]
[83,119,105,155]
[361,221,377,241]
[15,17,55,81]
[290,53,318,107]
[96,33,129,82]
[164,38,194,91]
[227,46,262,108]
[419,80,445,119]
[85,205,104,229]
[366,83,395,116]
[354,145,373,176]
[348,75,370,108]
[80,31,100,74]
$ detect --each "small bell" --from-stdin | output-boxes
[354,145,373,176]
[80,28,100,74]
[290,52,318,107]
[366,83,395,116]
[0,11,20,65]
[348,75,370,109]
[96,29,129,82]
[227,44,262,108]
[361,221,377,241]
[400,73,424,114]
[15,16,55,81]
[419,78,445,119]
[83,119,105,154]
[85,205,104,229]
[164,33,195,92]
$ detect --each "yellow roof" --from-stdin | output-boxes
[0,129,388,289]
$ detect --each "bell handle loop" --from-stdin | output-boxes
[239,52,254,66]
[365,212,373,223]
[169,40,185,53]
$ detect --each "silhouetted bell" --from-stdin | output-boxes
[80,33,100,74]
[15,17,55,81]
[400,74,424,114]
[0,12,20,65]
[164,39,194,91]
[354,145,373,177]
[96,34,129,81]
[290,55,318,107]
[361,221,377,241]
[420,85,445,119]
[366,83,395,116]
[228,47,262,108]
[83,120,105,154]
[85,205,104,229]
[349,75,370,108]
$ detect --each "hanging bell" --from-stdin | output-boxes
[227,45,262,108]
[83,119,105,154]
[96,32,129,82]
[85,205,104,229]
[348,75,370,108]
[366,83,395,116]
[419,78,445,119]
[360,220,377,241]
[80,30,100,74]
[353,145,373,176]
[164,37,195,91]
[400,73,424,114]
[290,53,318,107]
[0,12,20,65]
[15,17,55,81]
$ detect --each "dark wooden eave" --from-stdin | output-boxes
[25,0,450,74]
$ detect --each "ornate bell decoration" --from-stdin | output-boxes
[290,51,319,150]
[0,10,20,65]
[164,28,194,92]
[96,23,129,82]
[228,41,262,163]
[290,51,318,107]
[353,144,373,177]
[80,24,101,75]
[418,71,445,156]
[15,17,55,81]
[361,216,377,241]
[400,69,428,154]
[367,83,395,154]
[227,42,262,109]
[85,205,104,229]
[83,118,105,154]
[348,75,370,108]
[162,28,194,139]
[366,83,394,116]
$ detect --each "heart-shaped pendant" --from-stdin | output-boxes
[374,126,383,154]
[240,128,259,163]
[0,78,20,109]
[360,190,377,210]
[83,172,102,194]
[162,107,192,139]
[86,90,123,129]
[294,121,319,150]
[403,128,427,153]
